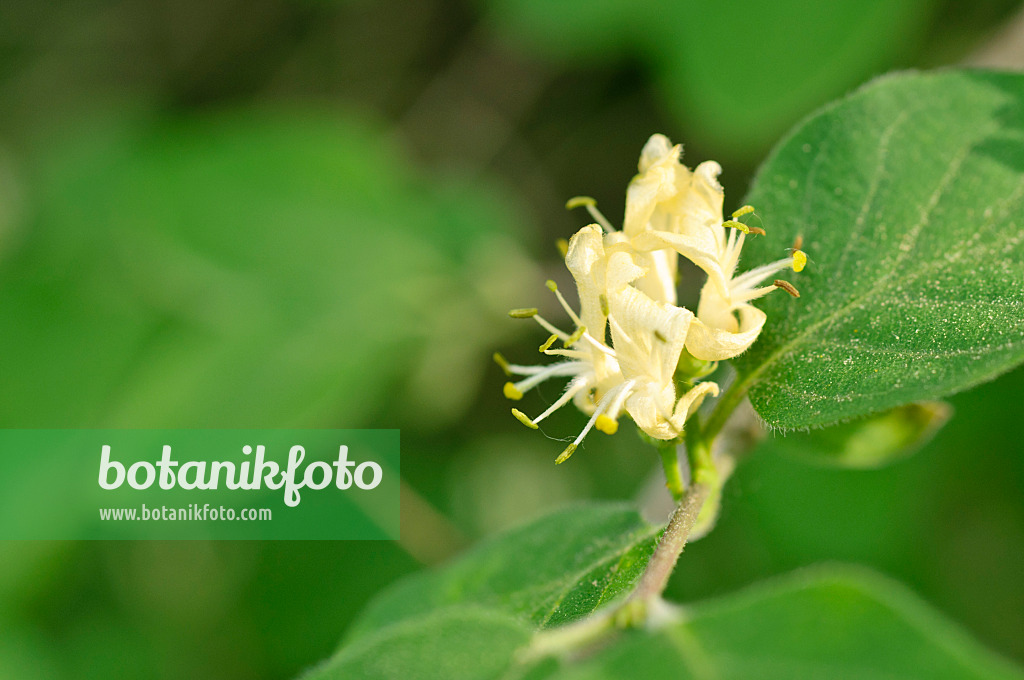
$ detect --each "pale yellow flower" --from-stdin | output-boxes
[502,225,718,462]
[502,133,803,462]
[622,136,806,362]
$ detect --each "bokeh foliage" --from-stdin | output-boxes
[0,1,1023,679]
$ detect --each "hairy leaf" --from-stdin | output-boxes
[346,503,660,639]
[559,567,1024,680]
[306,504,1023,679]
[737,71,1024,428]
[762,401,952,468]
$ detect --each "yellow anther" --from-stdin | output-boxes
[732,205,755,219]
[565,196,597,210]
[595,415,619,435]
[539,334,558,352]
[512,408,538,429]
[556,238,569,258]
[555,443,577,464]
[508,308,538,319]
[545,279,558,292]
[599,294,609,316]
[792,249,807,273]
[748,226,766,236]
[492,352,512,376]
[503,382,524,401]
[722,220,749,234]
[564,326,586,347]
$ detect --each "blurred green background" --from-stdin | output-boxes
[1,0,1023,677]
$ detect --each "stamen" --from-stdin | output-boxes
[511,408,539,430]
[539,334,558,352]
[574,331,616,358]
[773,280,801,298]
[730,256,798,290]
[595,415,618,435]
[565,196,615,233]
[493,352,512,376]
[792,234,804,251]
[605,380,635,421]
[653,330,667,343]
[599,294,609,317]
[542,348,589,360]
[509,308,538,318]
[547,279,584,327]
[564,326,586,347]
[733,284,779,304]
[503,382,524,400]
[556,238,569,258]
[748,226,766,236]
[504,360,578,376]
[555,443,577,464]
[565,196,596,210]
[722,220,749,234]
[532,378,589,425]
[556,382,632,464]
[533,314,571,340]
[732,205,755,219]
[510,361,583,393]
[792,249,807,273]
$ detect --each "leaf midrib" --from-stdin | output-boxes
[740,119,1024,412]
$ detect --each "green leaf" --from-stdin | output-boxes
[306,503,1024,679]
[736,71,1024,429]
[302,607,532,680]
[762,401,952,469]
[558,567,1024,680]
[346,503,660,639]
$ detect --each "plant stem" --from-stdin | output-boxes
[657,443,685,503]
[626,387,745,612]
[702,374,751,444]
[629,455,713,603]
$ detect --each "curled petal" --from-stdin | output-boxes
[626,380,719,441]
[624,381,678,440]
[638,134,674,173]
[685,304,766,361]
[565,225,609,337]
[624,155,680,236]
[677,160,725,238]
[670,381,720,429]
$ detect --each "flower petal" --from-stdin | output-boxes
[670,380,720,428]
[624,381,678,440]
[685,304,766,361]
[638,134,674,173]
[677,160,725,240]
[629,229,729,298]
[607,284,693,386]
[624,162,679,236]
[565,225,609,337]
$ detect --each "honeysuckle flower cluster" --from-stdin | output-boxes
[498,135,806,463]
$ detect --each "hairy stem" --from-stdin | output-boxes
[629,464,712,602]
[657,443,685,503]
[702,375,751,444]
